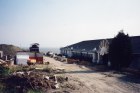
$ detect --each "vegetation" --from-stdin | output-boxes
[0,44,23,56]
[109,31,132,70]
[0,65,50,93]
[0,66,11,77]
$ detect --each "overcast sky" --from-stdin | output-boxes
[0,0,140,48]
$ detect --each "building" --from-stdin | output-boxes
[0,50,12,61]
[15,52,44,65]
[15,52,29,65]
[0,51,3,59]
[60,36,140,69]
[29,43,39,52]
[15,43,43,65]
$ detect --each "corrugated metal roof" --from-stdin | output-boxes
[62,36,140,53]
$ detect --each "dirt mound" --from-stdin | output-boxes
[3,71,57,92]
[0,44,23,56]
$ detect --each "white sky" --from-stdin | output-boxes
[0,0,140,48]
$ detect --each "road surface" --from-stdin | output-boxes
[44,56,140,93]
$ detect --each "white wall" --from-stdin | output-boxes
[16,54,29,65]
[0,51,3,58]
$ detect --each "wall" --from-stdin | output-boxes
[130,54,140,69]
[0,51,3,58]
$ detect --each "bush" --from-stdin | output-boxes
[0,66,10,77]
[109,31,132,70]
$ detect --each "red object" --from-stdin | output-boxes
[29,57,43,64]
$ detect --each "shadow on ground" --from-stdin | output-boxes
[65,70,97,74]
[118,73,140,84]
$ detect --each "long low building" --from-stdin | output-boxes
[60,36,140,69]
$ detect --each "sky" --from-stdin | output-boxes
[0,0,140,48]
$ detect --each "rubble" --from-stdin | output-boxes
[0,59,6,64]
[0,58,70,92]
[57,76,69,83]
[67,58,80,64]
[3,70,69,92]
[53,68,65,74]
[4,72,51,92]
[44,75,49,80]
[0,59,15,68]
[0,59,8,67]
[54,83,59,89]
[35,67,44,70]
[54,56,67,62]
[44,61,50,65]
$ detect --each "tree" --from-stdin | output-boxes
[109,31,132,70]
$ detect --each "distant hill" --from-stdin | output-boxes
[0,44,23,56]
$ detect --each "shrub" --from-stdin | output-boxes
[0,66,10,77]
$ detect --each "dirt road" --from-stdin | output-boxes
[45,57,140,93]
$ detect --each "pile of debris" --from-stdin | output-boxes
[0,59,7,66]
[0,59,14,67]
[67,58,80,64]
[67,58,92,66]
[54,56,67,62]
[0,59,11,67]
[77,60,92,66]
[3,71,68,92]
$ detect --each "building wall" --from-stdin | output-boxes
[92,52,98,63]
[16,52,43,65]
[60,37,140,69]
[130,54,140,69]
[67,50,73,57]
[0,51,3,58]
